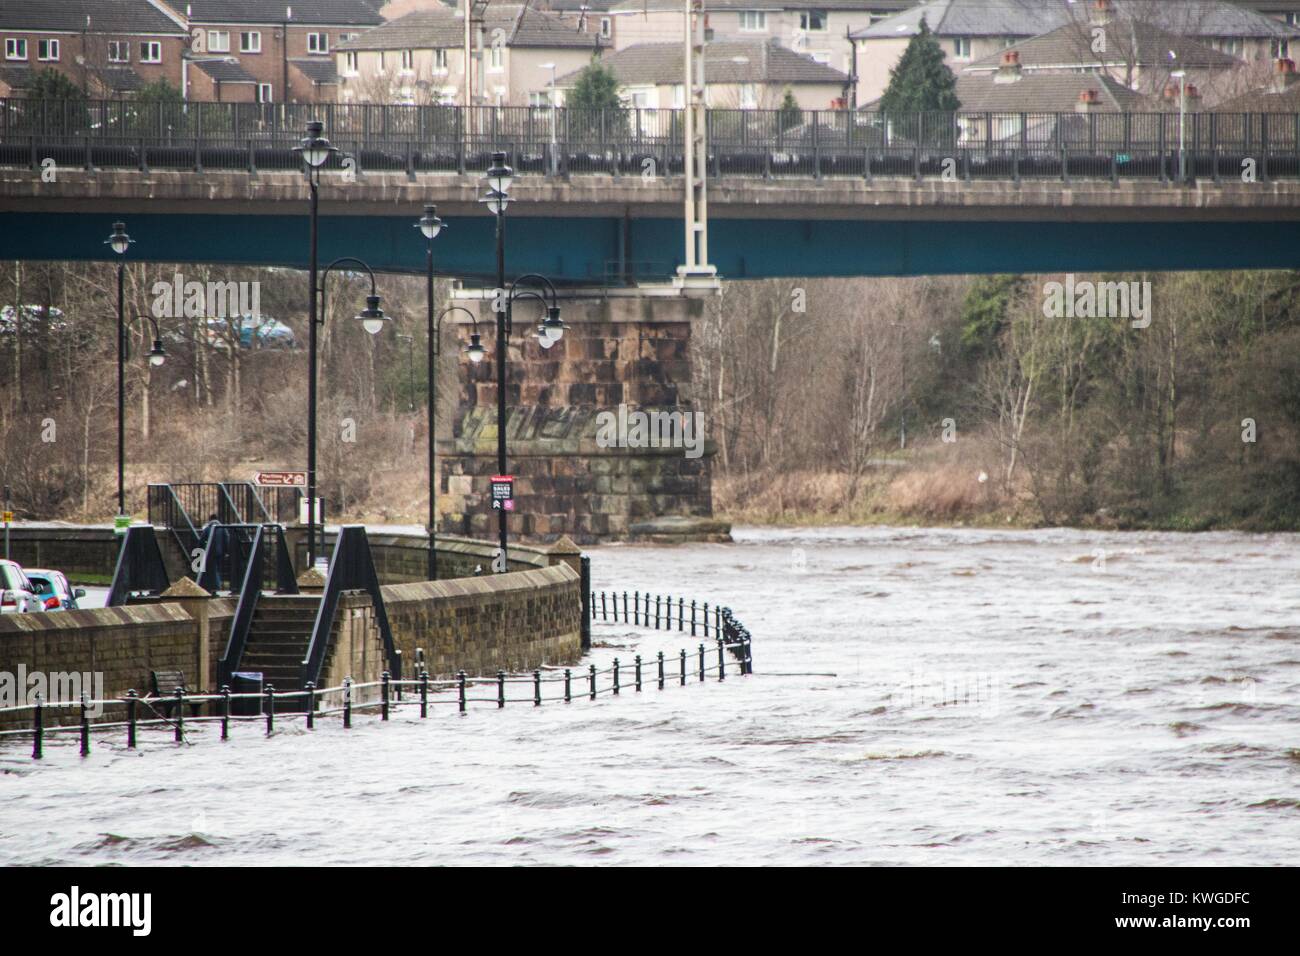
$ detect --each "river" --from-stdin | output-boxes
[2,525,1298,865]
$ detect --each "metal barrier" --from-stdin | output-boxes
[3,100,1298,183]
[106,525,170,606]
[587,588,753,671]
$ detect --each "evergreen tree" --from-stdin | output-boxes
[23,69,88,133]
[777,89,803,131]
[878,16,960,145]
[565,61,627,138]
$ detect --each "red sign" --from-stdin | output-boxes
[255,471,307,487]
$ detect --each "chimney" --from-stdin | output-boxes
[1272,57,1297,94]
[1090,0,1113,27]
[1075,88,1101,112]
[994,49,1022,84]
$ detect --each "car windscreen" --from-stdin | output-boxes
[27,576,54,595]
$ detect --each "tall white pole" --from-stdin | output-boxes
[677,0,716,287]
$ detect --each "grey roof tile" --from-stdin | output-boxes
[161,0,382,25]
[0,0,187,34]
[556,38,847,85]
[339,4,604,50]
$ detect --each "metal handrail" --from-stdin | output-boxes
[219,523,300,688]
[106,524,170,606]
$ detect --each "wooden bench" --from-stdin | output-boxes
[149,670,202,718]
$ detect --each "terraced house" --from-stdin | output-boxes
[336,4,605,106]
[158,0,383,103]
[0,0,188,98]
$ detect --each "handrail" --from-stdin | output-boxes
[106,525,170,606]
[299,526,399,689]
[147,483,202,570]
[588,588,752,666]
[219,524,266,688]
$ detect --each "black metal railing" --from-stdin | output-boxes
[146,482,203,566]
[299,525,399,689]
[220,523,299,689]
[3,100,1298,183]
[588,588,753,671]
[106,525,170,606]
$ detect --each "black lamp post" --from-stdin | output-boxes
[294,121,339,569]
[416,203,444,580]
[106,222,167,520]
[480,152,514,568]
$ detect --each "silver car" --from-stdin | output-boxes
[0,559,42,613]
[25,568,86,611]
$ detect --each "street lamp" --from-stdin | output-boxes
[481,151,513,568]
[106,222,167,520]
[414,202,445,578]
[539,62,557,175]
[1170,67,1187,183]
[293,121,339,569]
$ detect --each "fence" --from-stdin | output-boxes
[2,99,1298,183]
[0,587,754,759]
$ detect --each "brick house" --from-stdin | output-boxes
[157,0,383,103]
[0,0,189,97]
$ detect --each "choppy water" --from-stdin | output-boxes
[3,525,1299,865]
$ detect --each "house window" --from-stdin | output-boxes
[207,31,230,53]
[307,32,328,54]
[528,90,550,107]
[339,32,358,44]
[377,51,385,74]
[739,83,758,109]
[1272,38,1290,59]
[952,36,972,59]
[240,31,261,53]
[401,49,414,72]
[672,83,684,107]
[488,45,504,71]
[600,17,612,39]
[257,82,273,102]
[344,50,358,74]
[800,10,828,32]
[37,38,58,61]
[140,41,162,63]
[108,40,130,63]
[1002,36,1017,48]
[432,48,448,73]
[4,38,26,60]
[739,11,767,32]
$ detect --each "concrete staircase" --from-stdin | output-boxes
[237,595,322,711]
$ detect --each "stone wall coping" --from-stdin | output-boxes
[0,601,194,636]
[380,563,578,607]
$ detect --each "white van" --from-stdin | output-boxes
[0,559,42,614]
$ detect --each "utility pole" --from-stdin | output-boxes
[676,0,717,290]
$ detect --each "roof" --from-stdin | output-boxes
[608,0,910,11]
[852,0,1300,41]
[290,56,339,82]
[952,69,1146,112]
[96,66,146,91]
[0,0,188,34]
[338,5,604,50]
[965,18,1242,73]
[0,64,33,89]
[161,0,383,25]
[556,39,847,86]
[192,56,257,81]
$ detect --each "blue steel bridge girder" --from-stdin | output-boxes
[2,211,1300,280]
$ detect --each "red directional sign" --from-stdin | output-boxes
[255,471,307,487]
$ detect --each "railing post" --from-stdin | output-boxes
[612,658,620,695]
[601,591,608,621]
[691,600,697,636]
[703,603,710,637]
[458,671,467,714]
[699,643,706,681]
[564,668,572,704]
[677,597,684,631]
[715,605,721,636]
[31,693,43,760]
[580,555,591,651]
[680,649,687,686]
[220,684,230,740]
[394,650,403,700]
[420,669,429,718]
[635,655,642,692]
[126,689,138,748]
[717,638,726,681]
[622,590,628,622]
[343,677,352,729]
[497,670,505,708]
[633,590,640,626]
[173,687,184,743]
[381,671,391,720]
[306,681,316,729]
[266,684,275,735]
[533,670,541,707]
[657,651,665,690]
[80,693,91,756]
[589,663,598,700]
[655,595,661,629]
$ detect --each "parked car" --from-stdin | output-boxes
[25,568,85,611]
[0,559,43,613]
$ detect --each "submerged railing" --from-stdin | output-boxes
[588,588,753,670]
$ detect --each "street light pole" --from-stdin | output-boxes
[106,222,134,519]
[482,152,513,569]
[416,204,445,580]
[1171,69,1187,182]
[294,121,339,570]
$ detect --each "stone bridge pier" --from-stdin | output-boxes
[437,291,731,545]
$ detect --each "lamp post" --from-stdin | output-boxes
[416,203,444,580]
[481,152,514,568]
[106,222,167,519]
[294,121,339,569]
[1171,69,1187,182]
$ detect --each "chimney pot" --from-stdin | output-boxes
[1276,57,1296,74]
